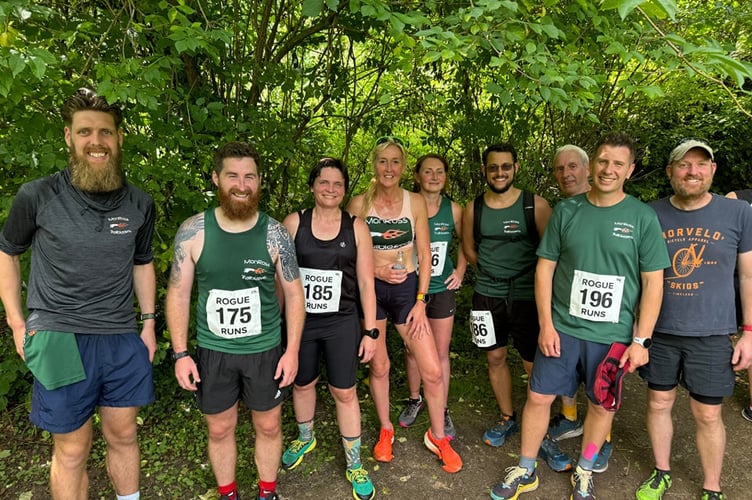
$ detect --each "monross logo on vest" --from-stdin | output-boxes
[612,222,634,239]
[241,259,269,281]
[108,216,132,235]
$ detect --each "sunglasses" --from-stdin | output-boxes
[376,136,405,146]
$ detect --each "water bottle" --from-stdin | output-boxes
[393,250,406,270]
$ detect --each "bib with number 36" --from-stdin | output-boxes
[430,241,448,277]
[470,310,497,347]
[569,269,624,323]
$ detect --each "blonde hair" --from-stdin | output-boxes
[360,138,408,218]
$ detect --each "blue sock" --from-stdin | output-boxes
[519,456,536,474]
[117,493,140,500]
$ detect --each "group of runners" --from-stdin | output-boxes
[2,88,752,500]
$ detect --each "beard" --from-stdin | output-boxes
[69,143,124,193]
[218,185,260,220]
[487,171,515,194]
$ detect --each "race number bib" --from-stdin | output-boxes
[430,241,448,277]
[300,267,342,314]
[470,310,497,347]
[569,270,625,323]
[207,288,262,338]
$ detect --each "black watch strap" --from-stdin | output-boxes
[140,313,156,321]
[172,350,190,361]
[362,328,379,339]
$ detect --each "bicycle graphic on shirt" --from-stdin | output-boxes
[672,243,706,278]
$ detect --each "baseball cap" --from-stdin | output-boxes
[593,342,631,412]
[668,139,714,163]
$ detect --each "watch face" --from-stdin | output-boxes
[642,338,653,348]
[364,328,379,339]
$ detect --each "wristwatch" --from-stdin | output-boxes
[140,312,156,321]
[172,350,190,361]
[362,328,380,339]
[633,336,653,349]
[416,292,429,304]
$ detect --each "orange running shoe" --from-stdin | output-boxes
[424,429,462,473]
[373,427,394,462]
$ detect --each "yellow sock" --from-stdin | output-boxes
[562,403,578,421]
[605,431,612,443]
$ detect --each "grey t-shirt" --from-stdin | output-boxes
[650,194,752,336]
[0,168,155,334]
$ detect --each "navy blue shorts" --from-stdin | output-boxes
[296,313,360,389]
[529,330,611,403]
[426,289,457,320]
[471,293,539,362]
[196,345,288,414]
[375,272,418,325]
[30,332,154,434]
[638,332,734,400]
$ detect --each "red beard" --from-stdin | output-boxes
[218,186,260,220]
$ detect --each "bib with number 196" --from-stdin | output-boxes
[569,269,624,323]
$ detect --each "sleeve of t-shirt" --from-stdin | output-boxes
[536,202,562,261]
[638,207,671,272]
[737,201,752,254]
[0,183,38,256]
[133,195,155,265]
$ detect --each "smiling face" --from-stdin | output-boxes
[483,151,518,194]
[312,166,346,208]
[554,150,590,197]
[590,145,634,197]
[373,144,405,188]
[213,156,261,220]
[65,110,124,192]
[667,148,716,201]
[415,156,447,195]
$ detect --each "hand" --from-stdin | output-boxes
[444,269,464,290]
[378,263,408,285]
[406,302,431,339]
[140,323,157,363]
[624,343,649,372]
[537,324,560,357]
[10,321,26,361]
[174,357,200,391]
[359,336,377,363]
[274,350,299,388]
[732,331,752,371]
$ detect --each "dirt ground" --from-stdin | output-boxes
[279,370,752,500]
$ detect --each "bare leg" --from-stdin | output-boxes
[252,405,283,482]
[429,315,454,405]
[100,406,141,496]
[487,347,514,416]
[579,401,615,461]
[369,318,392,430]
[690,398,725,491]
[330,385,362,438]
[50,418,93,500]
[645,388,677,471]
[520,388,555,458]
[292,379,318,424]
[205,403,239,486]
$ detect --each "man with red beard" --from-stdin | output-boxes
[637,140,752,500]
[166,141,304,500]
[0,88,157,500]
[462,142,552,449]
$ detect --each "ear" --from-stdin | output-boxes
[514,163,520,174]
[118,129,123,147]
[64,126,72,147]
[211,170,219,187]
[626,163,635,179]
[665,164,672,179]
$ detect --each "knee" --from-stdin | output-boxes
[487,349,507,368]
[370,358,390,380]
[647,390,676,412]
[691,403,723,426]
[102,422,137,449]
[207,420,237,442]
[53,439,91,469]
[527,391,555,408]
[330,386,358,405]
[254,417,282,440]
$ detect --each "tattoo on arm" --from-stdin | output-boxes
[169,214,204,285]
[267,220,300,282]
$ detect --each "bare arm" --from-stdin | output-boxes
[268,220,305,387]
[625,269,664,371]
[354,217,378,363]
[0,252,25,358]
[733,250,752,370]
[461,200,478,266]
[133,262,157,362]
[535,257,560,357]
[445,200,467,290]
[165,213,204,391]
[406,192,432,338]
[534,195,553,240]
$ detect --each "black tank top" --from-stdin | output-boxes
[295,209,359,316]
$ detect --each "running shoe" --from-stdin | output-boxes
[483,415,518,447]
[257,492,278,500]
[220,492,239,500]
[635,469,672,500]
[444,408,457,441]
[489,465,538,500]
[701,490,725,500]
[538,434,573,472]
[548,413,584,441]
[373,427,394,462]
[346,465,375,500]
[398,396,425,427]
[570,465,594,500]
[424,429,463,473]
[592,440,612,473]
[742,403,752,422]
[281,435,317,470]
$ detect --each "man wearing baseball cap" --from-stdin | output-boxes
[637,139,752,500]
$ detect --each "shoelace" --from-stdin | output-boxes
[503,466,528,486]
[289,438,311,453]
[575,469,593,494]
[350,467,370,485]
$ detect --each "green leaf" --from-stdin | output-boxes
[8,52,24,77]
[302,0,323,17]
